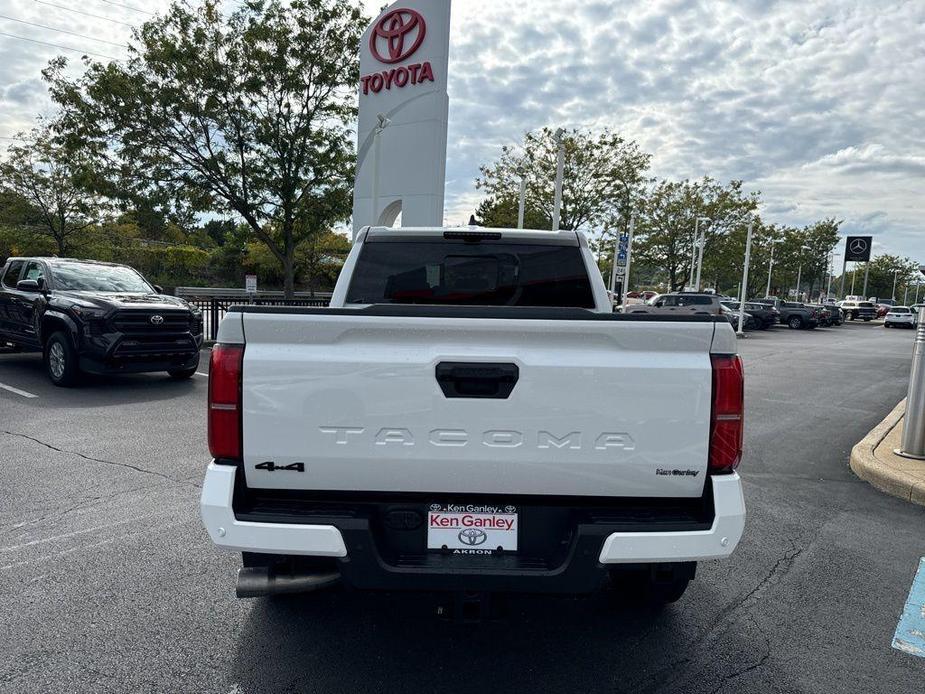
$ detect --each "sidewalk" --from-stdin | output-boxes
[850,399,925,506]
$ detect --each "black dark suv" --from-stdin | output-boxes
[0,257,203,386]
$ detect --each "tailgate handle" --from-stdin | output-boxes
[435,362,519,399]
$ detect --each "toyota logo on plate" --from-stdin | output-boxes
[150,315,164,325]
[849,238,868,254]
[370,8,426,64]
[458,528,487,546]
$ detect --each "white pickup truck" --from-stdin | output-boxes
[201,227,745,604]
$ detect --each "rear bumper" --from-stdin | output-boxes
[200,463,745,593]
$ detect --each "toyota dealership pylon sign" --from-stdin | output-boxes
[352,0,451,237]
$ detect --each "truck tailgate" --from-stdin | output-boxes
[238,309,720,498]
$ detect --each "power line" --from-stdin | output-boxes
[34,1,135,28]
[0,14,128,48]
[0,31,122,60]
[97,0,154,15]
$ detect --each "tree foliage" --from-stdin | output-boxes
[45,0,363,297]
[0,121,104,254]
[625,178,759,292]
[475,128,651,234]
[835,253,921,302]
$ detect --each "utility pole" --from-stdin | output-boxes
[552,128,565,231]
[863,262,870,298]
[892,269,899,302]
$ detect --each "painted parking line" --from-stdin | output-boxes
[893,557,925,658]
[0,382,38,399]
[195,372,209,378]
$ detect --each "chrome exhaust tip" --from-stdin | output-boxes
[235,566,341,599]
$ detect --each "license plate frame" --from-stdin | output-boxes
[426,503,519,554]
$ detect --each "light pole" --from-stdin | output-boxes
[795,245,810,301]
[370,113,391,229]
[765,239,779,298]
[827,252,840,300]
[516,168,526,229]
[892,269,899,302]
[694,216,712,291]
[552,128,566,231]
[737,219,754,336]
[605,180,630,295]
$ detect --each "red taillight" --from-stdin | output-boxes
[208,344,244,460]
[710,355,744,473]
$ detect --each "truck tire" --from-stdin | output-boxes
[788,316,803,329]
[167,365,199,380]
[44,331,81,387]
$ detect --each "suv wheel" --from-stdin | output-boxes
[788,316,803,329]
[45,332,80,387]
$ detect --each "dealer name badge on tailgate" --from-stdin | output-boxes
[427,504,518,554]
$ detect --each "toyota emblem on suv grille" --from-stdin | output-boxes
[150,315,164,325]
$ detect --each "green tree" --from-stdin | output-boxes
[836,254,920,302]
[46,0,363,298]
[475,128,651,234]
[630,178,759,292]
[0,123,104,254]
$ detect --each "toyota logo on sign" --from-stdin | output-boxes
[850,239,868,255]
[370,8,426,64]
[458,528,487,546]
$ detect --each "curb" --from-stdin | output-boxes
[849,399,925,506]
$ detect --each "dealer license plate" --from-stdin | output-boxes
[427,503,518,553]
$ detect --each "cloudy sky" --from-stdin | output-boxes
[1,0,922,262]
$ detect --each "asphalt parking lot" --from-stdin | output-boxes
[1,321,924,693]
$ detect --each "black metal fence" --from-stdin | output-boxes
[175,288,331,341]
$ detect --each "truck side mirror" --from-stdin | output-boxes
[154,284,164,294]
[16,279,41,292]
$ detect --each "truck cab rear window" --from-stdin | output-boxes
[346,241,595,307]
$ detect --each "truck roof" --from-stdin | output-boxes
[362,226,583,245]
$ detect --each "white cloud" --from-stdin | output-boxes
[2,0,922,260]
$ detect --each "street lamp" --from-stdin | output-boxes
[765,239,780,298]
[694,217,712,291]
[737,218,755,336]
[552,128,566,231]
[892,269,899,302]
[827,252,841,300]
[795,245,811,302]
[516,167,526,229]
[606,180,629,293]
[370,112,391,229]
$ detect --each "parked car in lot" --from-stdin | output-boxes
[723,301,777,330]
[884,306,919,328]
[0,257,204,386]
[201,227,746,604]
[637,292,724,316]
[839,300,878,321]
[720,304,756,331]
[808,304,842,327]
[754,297,820,330]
